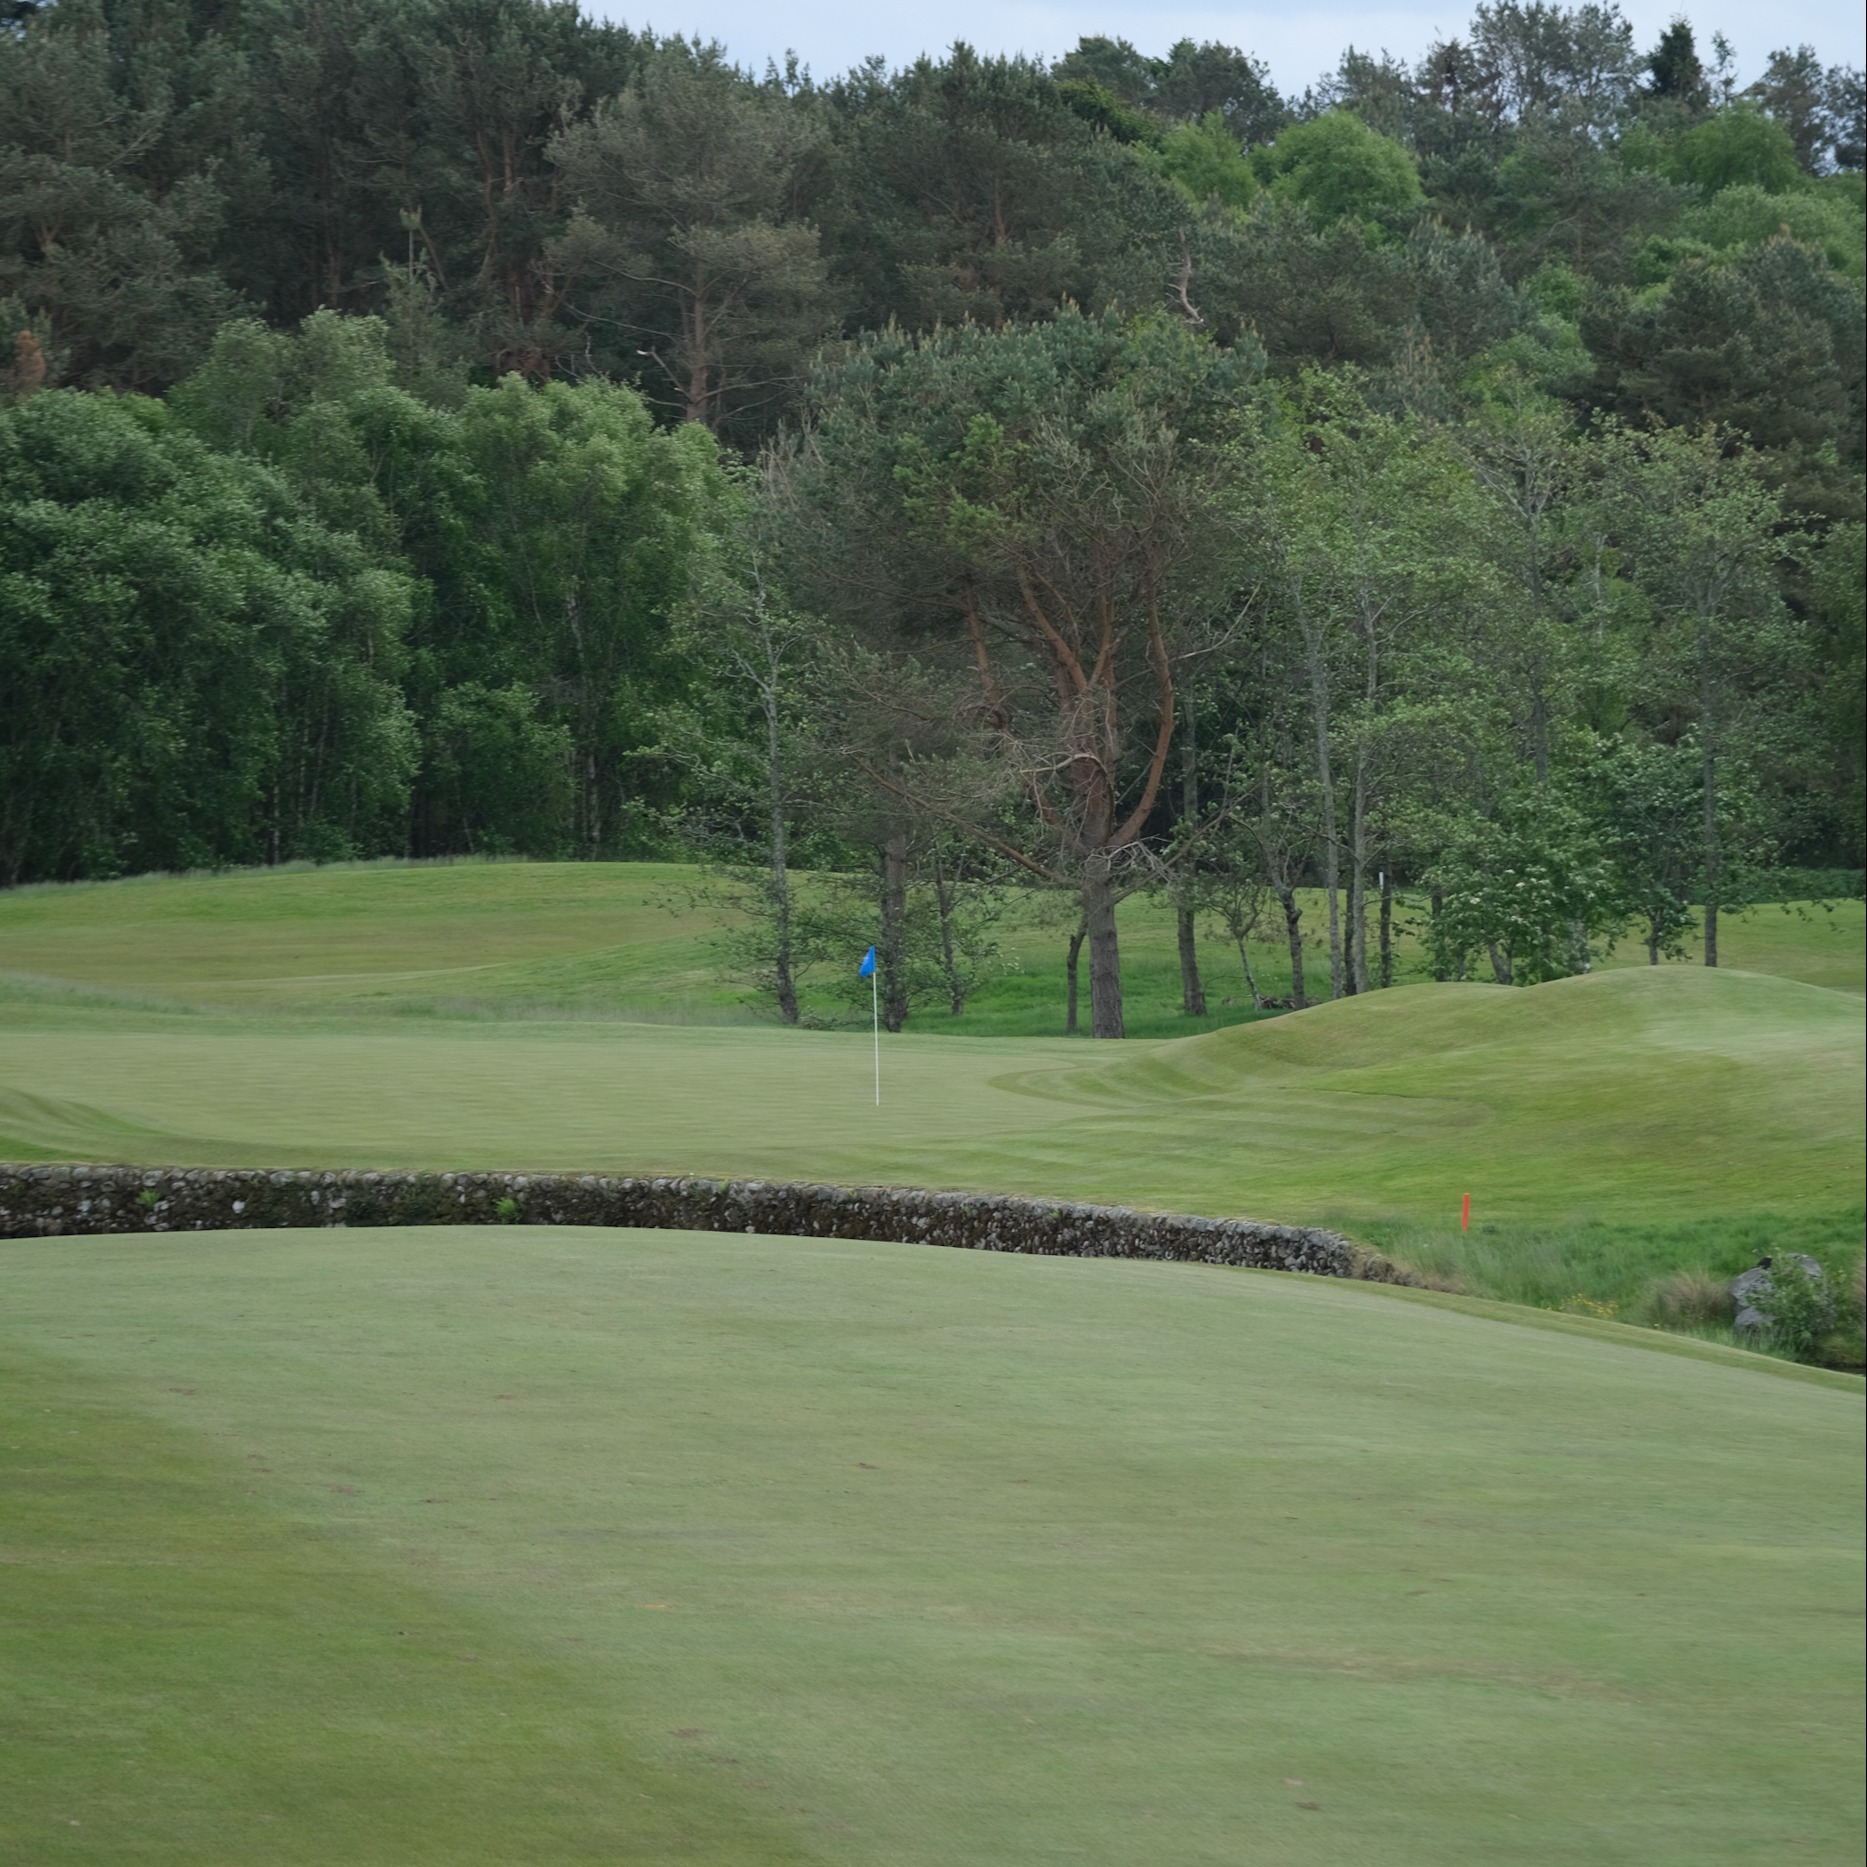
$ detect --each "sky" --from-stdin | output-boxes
[591,2,1866,92]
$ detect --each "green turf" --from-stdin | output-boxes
[1,1225,1859,1866]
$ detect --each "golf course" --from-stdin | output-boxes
[2,859,1863,1863]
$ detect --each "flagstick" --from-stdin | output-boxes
[871,966,881,1105]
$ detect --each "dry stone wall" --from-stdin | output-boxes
[0,1164,1415,1282]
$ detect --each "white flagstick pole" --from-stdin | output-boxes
[871,963,881,1105]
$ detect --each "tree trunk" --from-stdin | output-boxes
[1568,918,1591,975]
[1177,701,1205,1015]
[1235,932,1264,1009]
[1082,858,1125,1039]
[770,874,798,1024]
[1177,907,1207,1016]
[766,689,797,1025]
[1347,751,1369,995]
[1299,606,1344,998]
[1488,941,1513,986]
[1065,920,1086,1034]
[1699,617,1720,968]
[932,843,964,1014]
[685,279,712,428]
[879,831,909,1032]
[1276,884,1307,1009]
[1378,870,1393,989]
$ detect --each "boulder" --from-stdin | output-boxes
[1730,1254,1826,1335]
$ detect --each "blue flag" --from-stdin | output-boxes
[858,945,877,979]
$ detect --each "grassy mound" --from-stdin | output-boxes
[2,1225,1859,1866]
[1046,966,1863,1218]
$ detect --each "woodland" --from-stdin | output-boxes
[2,0,1863,1036]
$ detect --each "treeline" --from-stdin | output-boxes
[2,1,1863,1032]
[5,1,1863,455]
[1,314,715,874]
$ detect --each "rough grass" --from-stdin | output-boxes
[1,1225,1860,1866]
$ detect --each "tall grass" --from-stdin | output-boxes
[1356,1211,1867,1368]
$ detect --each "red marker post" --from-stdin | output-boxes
[1461,1192,1471,1231]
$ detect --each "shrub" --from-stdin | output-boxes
[1758,1258,1837,1363]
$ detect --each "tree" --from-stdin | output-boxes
[455,373,719,856]
[1487,114,1689,280]
[1588,236,1866,492]
[1466,1,1642,130]
[1196,199,1416,370]
[1595,736,1702,961]
[551,46,834,438]
[1830,65,1866,171]
[1242,378,1488,996]
[178,310,722,859]
[1153,115,1258,215]
[800,634,1018,1031]
[1750,46,1839,174]
[1253,111,1424,228]
[816,46,1187,341]
[1644,19,1709,114]
[1455,375,1606,788]
[236,0,640,372]
[1154,40,1285,146]
[1806,521,1865,864]
[1680,185,1865,285]
[1052,36,1156,110]
[671,521,822,1024]
[0,386,416,882]
[1611,426,1807,965]
[0,0,243,389]
[1665,107,1803,196]
[1426,792,1619,983]
[783,310,1257,1037]
[412,0,641,375]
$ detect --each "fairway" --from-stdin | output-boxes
[2,1224,1860,1866]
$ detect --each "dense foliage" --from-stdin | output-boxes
[2,0,1862,1029]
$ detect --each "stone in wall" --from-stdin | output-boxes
[0,1164,1418,1284]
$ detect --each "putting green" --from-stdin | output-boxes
[0,968,1858,1228]
[1,860,1861,1314]
[1,1225,1859,1865]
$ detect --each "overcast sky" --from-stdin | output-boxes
[591,2,1866,92]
